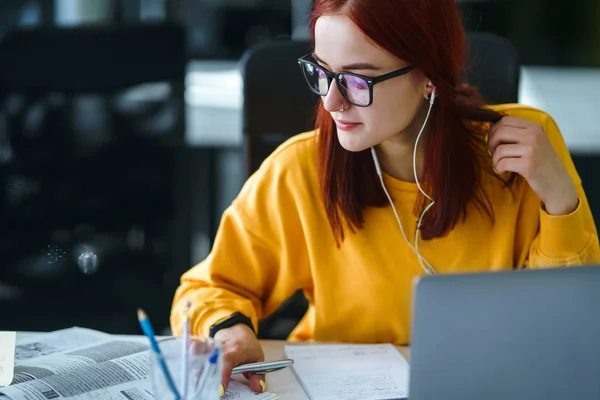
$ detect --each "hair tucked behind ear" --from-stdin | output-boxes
[313,0,512,245]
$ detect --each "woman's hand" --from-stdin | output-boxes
[488,116,579,215]
[214,324,266,396]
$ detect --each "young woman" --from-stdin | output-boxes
[172,0,600,394]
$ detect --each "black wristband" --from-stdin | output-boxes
[209,312,255,338]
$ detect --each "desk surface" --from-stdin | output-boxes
[15,332,408,399]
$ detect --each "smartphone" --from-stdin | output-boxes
[231,358,294,375]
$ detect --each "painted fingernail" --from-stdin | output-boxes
[259,380,266,392]
[220,385,225,397]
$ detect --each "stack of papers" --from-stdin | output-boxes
[284,343,410,400]
[0,327,279,400]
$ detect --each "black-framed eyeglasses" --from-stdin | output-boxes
[297,54,414,107]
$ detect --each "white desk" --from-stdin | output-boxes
[519,66,600,154]
[185,60,242,148]
[14,332,409,400]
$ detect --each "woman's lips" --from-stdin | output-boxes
[334,120,361,131]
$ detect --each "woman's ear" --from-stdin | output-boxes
[423,80,435,100]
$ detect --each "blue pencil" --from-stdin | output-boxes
[137,308,181,400]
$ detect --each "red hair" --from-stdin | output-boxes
[313,0,509,244]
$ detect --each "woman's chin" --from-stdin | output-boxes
[336,130,372,153]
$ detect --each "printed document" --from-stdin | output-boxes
[284,343,410,400]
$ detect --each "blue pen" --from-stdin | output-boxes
[195,346,220,394]
[137,308,181,400]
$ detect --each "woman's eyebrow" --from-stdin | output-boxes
[311,52,382,71]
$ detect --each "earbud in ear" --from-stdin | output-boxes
[426,81,435,103]
[429,87,436,105]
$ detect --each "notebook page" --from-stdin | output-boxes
[284,344,409,400]
[0,332,16,387]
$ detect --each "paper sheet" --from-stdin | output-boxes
[14,327,109,362]
[284,343,410,400]
[0,332,16,387]
[225,380,279,400]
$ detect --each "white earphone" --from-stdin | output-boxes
[370,85,437,275]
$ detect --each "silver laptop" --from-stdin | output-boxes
[409,265,600,400]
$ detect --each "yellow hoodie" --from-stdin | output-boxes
[171,104,600,344]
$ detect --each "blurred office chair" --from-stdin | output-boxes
[0,22,189,333]
[463,31,520,105]
[241,39,315,177]
[239,31,520,340]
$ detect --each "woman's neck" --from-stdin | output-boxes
[375,105,429,183]
[376,139,423,183]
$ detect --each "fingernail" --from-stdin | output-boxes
[259,380,266,392]
[220,385,225,397]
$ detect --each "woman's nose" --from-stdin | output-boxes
[322,79,346,113]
